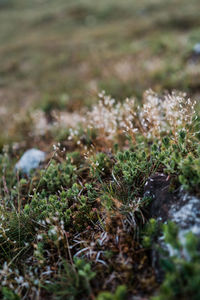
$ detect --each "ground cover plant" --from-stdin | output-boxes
[0,0,200,299]
[0,89,200,299]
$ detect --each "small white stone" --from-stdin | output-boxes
[193,43,200,55]
[15,149,46,175]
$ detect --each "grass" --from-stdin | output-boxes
[0,0,200,299]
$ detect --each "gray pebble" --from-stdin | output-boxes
[193,43,200,55]
[15,148,46,175]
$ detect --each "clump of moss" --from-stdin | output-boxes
[38,159,77,193]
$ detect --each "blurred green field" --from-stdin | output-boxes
[0,0,200,140]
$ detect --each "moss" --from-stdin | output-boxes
[38,160,78,194]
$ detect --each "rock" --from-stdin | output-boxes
[168,188,200,236]
[144,173,175,222]
[15,148,46,175]
[144,173,200,279]
[193,43,200,55]
[188,43,200,63]
[144,173,200,236]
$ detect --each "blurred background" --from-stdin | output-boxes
[0,0,200,146]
